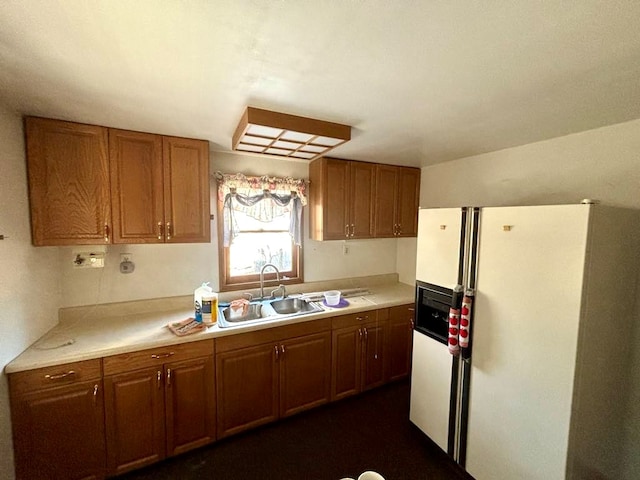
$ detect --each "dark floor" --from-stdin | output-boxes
[120,380,471,480]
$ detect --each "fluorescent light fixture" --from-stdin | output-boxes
[232,107,351,160]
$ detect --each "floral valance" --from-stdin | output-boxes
[215,172,308,247]
[215,172,307,206]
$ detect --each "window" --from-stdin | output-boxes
[217,173,306,291]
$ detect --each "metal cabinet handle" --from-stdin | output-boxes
[410,319,415,330]
[275,344,279,361]
[157,221,163,240]
[358,328,363,340]
[397,224,402,235]
[345,224,349,238]
[364,327,368,341]
[350,224,355,237]
[151,352,175,359]
[44,370,76,380]
[167,368,172,387]
[104,224,110,242]
[166,222,172,240]
[157,370,162,389]
[280,344,285,355]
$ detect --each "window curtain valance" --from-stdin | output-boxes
[215,172,307,247]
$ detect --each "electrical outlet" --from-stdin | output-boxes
[73,252,105,268]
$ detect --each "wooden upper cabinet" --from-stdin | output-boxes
[162,136,211,243]
[349,161,375,239]
[373,164,398,238]
[109,130,164,243]
[25,117,111,246]
[25,117,210,246]
[309,157,374,240]
[396,167,420,237]
[374,165,420,238]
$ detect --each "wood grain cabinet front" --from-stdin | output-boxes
[385,304,415,382]
[107,130,211,244]
[331,310,386,401]
[103,340,215,476]
[25,117,210,246]
[374,165,421,238]
[309,157,375,240]
[25,117,111,246]
[9,360,106,480]
[215,322,332,439]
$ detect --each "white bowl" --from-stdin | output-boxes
[323,290,341,306]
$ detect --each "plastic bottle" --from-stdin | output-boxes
[194,283,213,323]
[201,291,218,324]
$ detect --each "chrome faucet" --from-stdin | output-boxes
[260,263,280,300]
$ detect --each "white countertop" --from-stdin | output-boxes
[6,282,414,374]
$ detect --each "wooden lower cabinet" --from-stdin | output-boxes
[165,357,216,456]
[104,367,166,475]
[215,343,279,438]
[9,361,106,480]
[279,332,332,417]
[103,341,215,476]
[216,322,332,439]
[331,310,386,401]
[385,304,415,382]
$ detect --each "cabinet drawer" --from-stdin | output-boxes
[331,310,380,329]
[9,359,102,396]
[216,318,331,353]
[103,340,214,375]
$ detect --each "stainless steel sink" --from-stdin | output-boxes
[217,297,324,328]
[269,298,322,315]
[220,302,265,323]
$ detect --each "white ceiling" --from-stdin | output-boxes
[2,1,640,168]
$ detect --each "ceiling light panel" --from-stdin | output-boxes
[232,107,351,160]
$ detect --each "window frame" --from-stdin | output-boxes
[217,196,303,292]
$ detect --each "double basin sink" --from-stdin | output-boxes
[218,297,324,328]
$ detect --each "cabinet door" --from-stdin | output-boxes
[11,380,106,480]
[331,325,363,401]
[322,158,350,240]
[373,164,399,238]
[109,129,164,244]
[396,167,420,237]
[25,117,111,246]
[165,356,216,457]
[162,136,210,243]
[216,343,279,438]
[104,368,166,476]
[386,305,414,382]
[279,331,332,417]
[362,323,386,391]
[349,161,376,238]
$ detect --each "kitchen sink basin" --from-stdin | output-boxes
[218,297,324,328]
[220,302,265,323]
[269,298,322,315]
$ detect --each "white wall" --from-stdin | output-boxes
[419,117,640,480]
[0,106,61,480]
[59,150,401,306]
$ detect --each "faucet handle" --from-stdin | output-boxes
[270,284,287,300]
[242,292,253,301]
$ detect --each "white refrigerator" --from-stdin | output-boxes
[410,204,640,480]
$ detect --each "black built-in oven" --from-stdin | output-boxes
[415,281,462,345]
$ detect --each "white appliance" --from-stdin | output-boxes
[410,204,640,480]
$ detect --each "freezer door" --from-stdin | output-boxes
[416,208,464,289]
[409,332,453,452]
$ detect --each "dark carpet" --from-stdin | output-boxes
[119,380,471,480]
